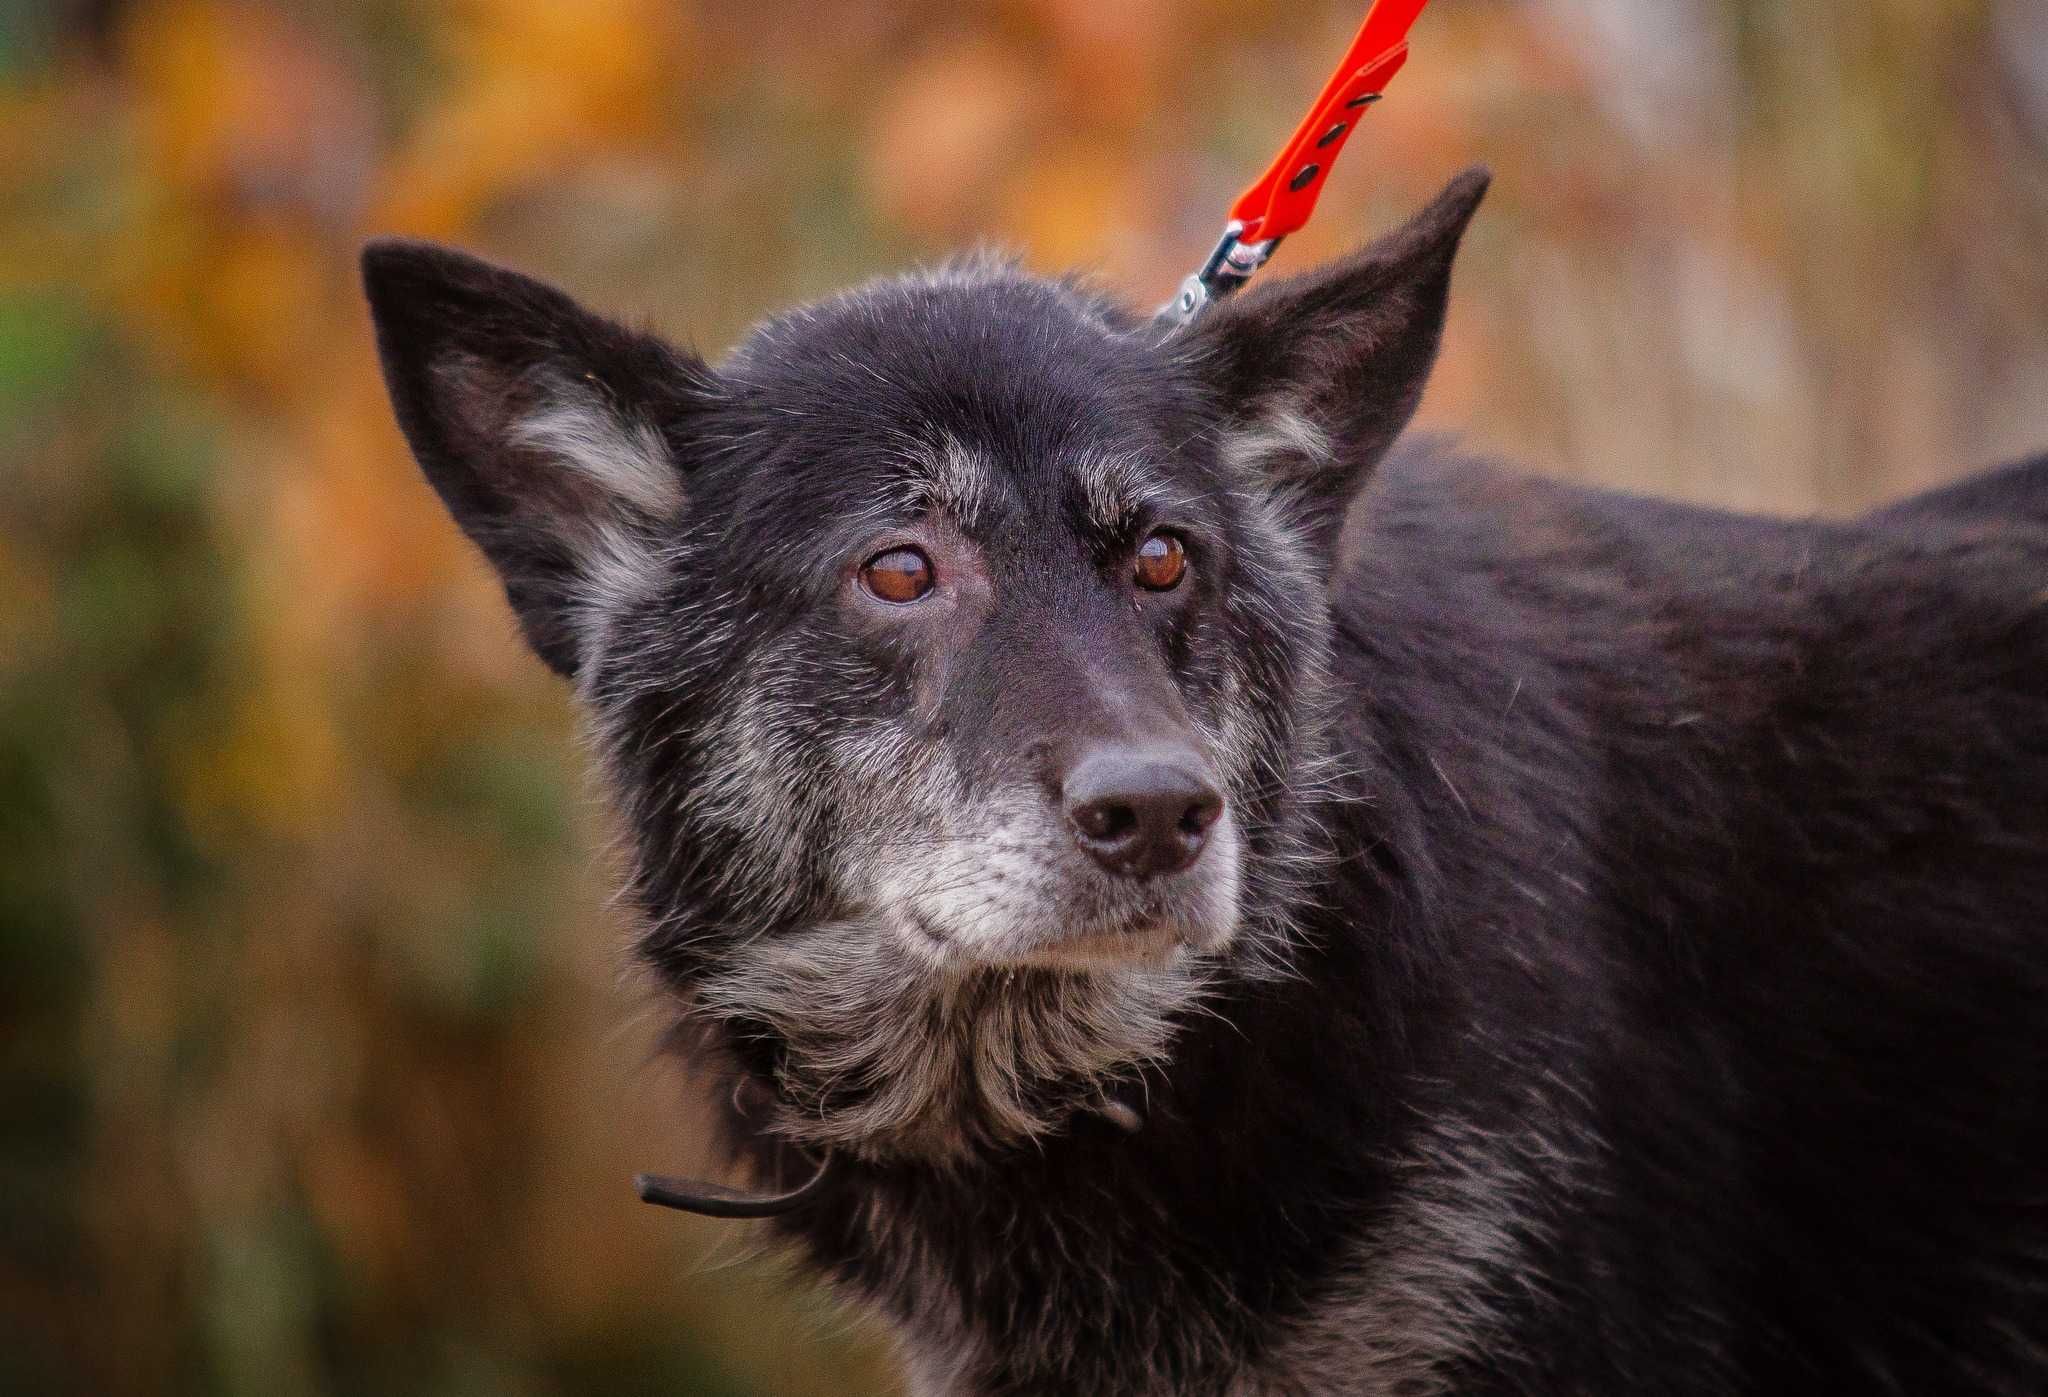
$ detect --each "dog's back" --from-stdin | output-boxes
[1304,444,2048,1392]
[1872,451,2048,528]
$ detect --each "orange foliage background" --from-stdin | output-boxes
[4,2,2047,1393]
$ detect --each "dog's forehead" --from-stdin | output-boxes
[717,269,1192,535]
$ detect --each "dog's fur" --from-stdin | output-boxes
[363,168,2048,1394]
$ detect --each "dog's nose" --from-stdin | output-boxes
[1062,747,1224,878]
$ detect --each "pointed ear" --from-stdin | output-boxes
[1187,167,1489,552]
[362,239,718,678]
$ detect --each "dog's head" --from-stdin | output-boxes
[363,169,1486,1158]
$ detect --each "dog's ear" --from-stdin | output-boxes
[1187,166,1488,553]
[362,240,717,678]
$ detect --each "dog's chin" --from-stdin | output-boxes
[900,909,1236,974]
[993,921,1197,972]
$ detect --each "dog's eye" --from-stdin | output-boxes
[1134,531,1188,592]
[861,546,934,603]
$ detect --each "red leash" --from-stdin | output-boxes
[1159,0,1435,328]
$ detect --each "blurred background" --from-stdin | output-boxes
[3,0,2047,1392]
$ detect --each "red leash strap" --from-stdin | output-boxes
[1158,0,1435,329]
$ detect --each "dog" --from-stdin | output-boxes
[362,167,2048,1394]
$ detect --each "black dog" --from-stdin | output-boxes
[363,168,2048,1394]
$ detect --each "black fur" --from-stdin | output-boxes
[364,169,2048,1394]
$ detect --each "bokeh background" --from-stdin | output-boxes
[4,1,2047,1392]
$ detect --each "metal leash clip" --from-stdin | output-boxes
[1159,221,1281,331]
[1155,0,1431,330]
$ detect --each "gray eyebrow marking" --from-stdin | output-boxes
[1076,451,1188,538]
[887,436,1000,529]
[931,438,996,519]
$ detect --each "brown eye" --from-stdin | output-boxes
[860,546,934,603]
[1134,531,1188,592]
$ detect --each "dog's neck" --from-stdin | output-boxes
[735,859,1450,1393]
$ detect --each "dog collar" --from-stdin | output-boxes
[1157,0,1435,330]
[636,1149,834,1219]
[634,1074,835,1220]
[632,1092,1149,1219]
